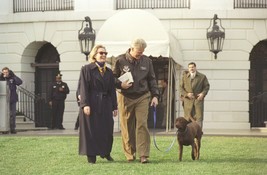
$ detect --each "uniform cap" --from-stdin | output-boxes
[56,73,62,78]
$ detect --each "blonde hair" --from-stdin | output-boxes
[131,38,147,49]
[88,44,106,63]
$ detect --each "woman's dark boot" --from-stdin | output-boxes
[87,156,96,164]
[101,154,114,161]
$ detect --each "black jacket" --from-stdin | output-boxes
[48,81,69,101]
[0,70,23,103]
[78,62,117,156]
[113,49,159,99]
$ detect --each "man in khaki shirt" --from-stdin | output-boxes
[180,62,210,128]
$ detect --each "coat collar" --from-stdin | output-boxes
[186,71,200,78]
[125,48,141,64]
[88,62,111,86]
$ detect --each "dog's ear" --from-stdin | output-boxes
[175,117,183,128]
[176,117,188,131]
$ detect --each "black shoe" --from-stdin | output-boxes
[101,155,114,161]
[87,156,96,164]
[104,155,114,162]
[48,126,55,130]
[10,130,17,134]
[140,156,149,164]
[58,127,65,130]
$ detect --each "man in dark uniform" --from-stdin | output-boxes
[48,73,69,129]
[0,67,22,134]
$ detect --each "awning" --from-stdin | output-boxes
[96,9,184,65]
[96,9,170,58]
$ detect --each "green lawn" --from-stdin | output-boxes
[0,135,266,175]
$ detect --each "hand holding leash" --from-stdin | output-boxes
[150,97,158,107]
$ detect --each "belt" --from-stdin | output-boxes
[96,92,109,99]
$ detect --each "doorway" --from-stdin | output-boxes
[34,43,60,127]
[249,39,267,127]
[148,56,175,129]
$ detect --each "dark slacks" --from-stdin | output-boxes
[10,102,17,131]
[51,100,65,128]
[75,115,79,129]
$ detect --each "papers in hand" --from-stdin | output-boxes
[118,72,134,83]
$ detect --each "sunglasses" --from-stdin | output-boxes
[98,52,108,56]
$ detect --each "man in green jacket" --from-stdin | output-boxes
[180,62,210,128]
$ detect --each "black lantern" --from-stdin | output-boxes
[207,14,225,59]
[78,16,96,61]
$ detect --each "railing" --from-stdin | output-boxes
[234,0,267,8]
[13,0,74,13]
[116,0,190,9]
[17,86,47,127]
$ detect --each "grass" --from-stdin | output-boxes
[0,135,266,175]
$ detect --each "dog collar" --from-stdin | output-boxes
[177,127,188,134]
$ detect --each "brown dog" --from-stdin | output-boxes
[175,117,203,161]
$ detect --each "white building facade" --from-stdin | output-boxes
[1,0,267,131]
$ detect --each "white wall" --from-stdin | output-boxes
[191,0,233,10]
[0,0,9,15]
[75,0,114,11]
[1,0,267,130]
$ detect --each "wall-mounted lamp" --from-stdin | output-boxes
[206,14,225,59]
[78,16,96,61]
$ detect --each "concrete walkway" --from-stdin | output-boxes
[1,127,267,137]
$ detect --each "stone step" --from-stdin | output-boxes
[16,115,38,130]
[203,121,250,130]
[16,115,34,122]
[251,127,267,132]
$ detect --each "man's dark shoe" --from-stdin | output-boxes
[58,127,65,130]
[140,156,149,164]
[127,156,136,163]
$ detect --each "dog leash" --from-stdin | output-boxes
[152,106,177,153]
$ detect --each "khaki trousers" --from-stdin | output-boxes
[118,92,151,160]
[183,98,204,128]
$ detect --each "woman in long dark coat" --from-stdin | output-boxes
[78,44,118,164]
